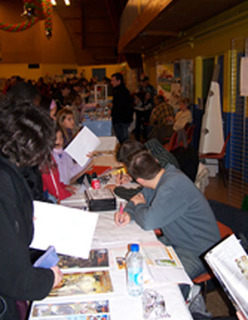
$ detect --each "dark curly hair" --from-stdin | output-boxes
[0,96,55,168]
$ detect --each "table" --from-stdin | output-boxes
[29,203,193,320]
[83,118,112,136]
[29,152,193,320]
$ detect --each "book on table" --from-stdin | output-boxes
[204,234,248,318]
[29,248,113,320]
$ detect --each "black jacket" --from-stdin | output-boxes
[0,155,54,320]
[111,83,133,124]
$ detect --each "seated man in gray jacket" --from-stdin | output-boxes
[114,150,220,280]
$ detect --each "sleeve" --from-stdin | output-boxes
[125,183,187,230]
[42,167,72,200]
[0,170,54,301]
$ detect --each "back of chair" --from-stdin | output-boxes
[221,133,231,157]
[217,221,233,238]
[186,124,195,144]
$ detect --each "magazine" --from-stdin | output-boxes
[204,234,248,318]
[49,271,113,297]
[30,299,111,319]
[58,249,109,271]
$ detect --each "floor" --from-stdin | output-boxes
[203,175,236,318]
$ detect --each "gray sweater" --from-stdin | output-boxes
[125,165,220,256]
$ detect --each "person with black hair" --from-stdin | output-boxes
[110,72,133,143]
[0,98,63,320]
[114,150,220,280]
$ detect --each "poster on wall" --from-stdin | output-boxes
[157,63,181,111]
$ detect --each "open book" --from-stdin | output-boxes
[204,234,248,318]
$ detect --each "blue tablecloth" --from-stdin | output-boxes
[82,119,112,136]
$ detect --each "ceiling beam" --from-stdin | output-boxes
[118,0,173,53]
[141,30,178,37]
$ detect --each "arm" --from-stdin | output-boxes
[125,183,187,230]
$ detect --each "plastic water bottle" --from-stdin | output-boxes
[126,243,143,296]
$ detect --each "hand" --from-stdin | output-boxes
[114,211,131,226]
[50,266,63,288]
[115,173,131,185]
[237,311,247,320]
[104,184,117,192]
[66,185,77,194]
[86,151,96,158]
[130,193,146,205]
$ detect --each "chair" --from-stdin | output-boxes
[164,124,195,152]
[186,124,195,145]
[163,130,178,151]
[193,221,233,297]
[199,133,231,186]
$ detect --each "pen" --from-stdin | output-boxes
[118,203,124,224]
[119,203,124,214]
[120,170,123,181]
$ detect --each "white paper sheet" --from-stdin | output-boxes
[95,136,118,152]
[64,126,100,167]
[31,201,99,258]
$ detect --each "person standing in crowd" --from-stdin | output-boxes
[140,75,157,104]
[114,150,220,279]
[0,98,63,320]
[110,72,133,143]
[53,83,71,112]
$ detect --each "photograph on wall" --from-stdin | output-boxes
[157,63,181,111]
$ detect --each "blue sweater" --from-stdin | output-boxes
[125,165,220,256]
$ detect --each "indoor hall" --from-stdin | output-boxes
[0,1,248,320]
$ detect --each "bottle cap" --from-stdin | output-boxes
[130,244,139,252]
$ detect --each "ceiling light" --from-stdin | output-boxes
[64,0,70,5]
[50,0,57,5]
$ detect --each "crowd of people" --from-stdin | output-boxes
[0,73,246,320]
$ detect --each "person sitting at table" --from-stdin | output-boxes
[105,138,181,200]
[148,96,192,145]
[52,126,91,185]
[148,95,175,144]
[56,106,79,147]
[114,150,221,280]
[0,99,63,320]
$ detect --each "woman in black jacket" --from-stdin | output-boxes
[0,97,63,320]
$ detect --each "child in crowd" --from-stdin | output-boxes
[56,106,79,147]
[71,94,84,128]
[52,126,92,185]
[41,159,77,202]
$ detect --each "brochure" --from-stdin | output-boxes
[205,234,248,318]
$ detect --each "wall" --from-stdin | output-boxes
[143,7,248,109]
[0,1,121,81]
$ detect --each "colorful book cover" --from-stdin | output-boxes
[58,249,109,270]
[31,299,110,319]
[49,271,113,297]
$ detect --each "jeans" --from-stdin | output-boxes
[113,122,130,143]
[158,235,206,280]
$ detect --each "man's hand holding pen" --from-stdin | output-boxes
[114,203,131,226]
